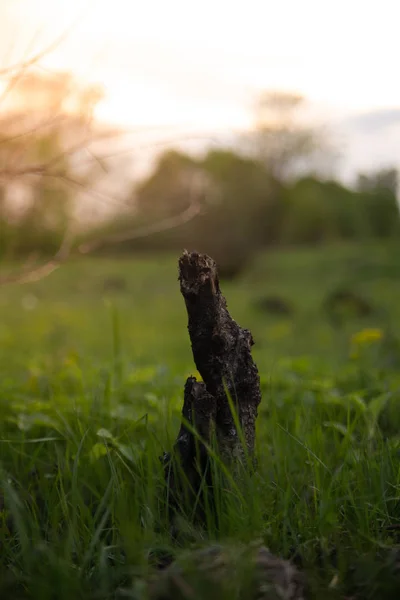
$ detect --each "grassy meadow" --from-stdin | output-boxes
[1,242,400,599]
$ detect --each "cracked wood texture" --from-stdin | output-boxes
[164,251,262,527]
[178,250,261,460]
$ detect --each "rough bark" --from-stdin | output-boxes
[164,376,216,523]
[163,250,262,524]
[178,250,261,459]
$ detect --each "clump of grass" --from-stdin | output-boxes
[1,244,400,598]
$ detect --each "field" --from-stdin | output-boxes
[1,242,400,599]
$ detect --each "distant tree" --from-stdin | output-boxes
[281,175,400,244]
[245,90,337,183]
[355,167,399,238]
[199,149,279,247]
[280,177,337,244]
[133,148,278,277]
[363,190,400,238]
[134,150,200,220]
[357,167,398,197]
[0,70,109,259]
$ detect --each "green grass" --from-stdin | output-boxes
[1,242,400,599]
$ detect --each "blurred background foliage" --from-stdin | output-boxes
[1,77,398,280]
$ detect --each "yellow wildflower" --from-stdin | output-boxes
[350,328,384,359]
[351,328,384,345]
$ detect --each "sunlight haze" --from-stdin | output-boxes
[3,0,399,125]
[1,0,399,180]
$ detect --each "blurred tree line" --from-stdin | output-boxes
[98,92,399,275]
[1,82,399,277]
[113,150,399,275]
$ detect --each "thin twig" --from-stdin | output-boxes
[0,113,68,147]
[0,226,74,285]
[0,127,123,180]
[78,189,202,254]
[0,178,204,285]
[0,16,83,78]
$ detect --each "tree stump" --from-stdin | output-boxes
[163,250,262,526]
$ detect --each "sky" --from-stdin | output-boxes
[1,0,399,182]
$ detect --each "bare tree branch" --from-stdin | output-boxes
[78,185,203,254]
[91,132,220,163]
[0,15,83,78]
[84,146,109,173]
[0,26,51,106]
[0,177,204,286]
[52,172,138,210]
[0,17,208,287]
[0,127,122,181]
[0,225,74,285]
[0,113,68,147]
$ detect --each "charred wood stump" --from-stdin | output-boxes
[163,250,262,529]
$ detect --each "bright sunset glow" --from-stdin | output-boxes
[1,0,399,131]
